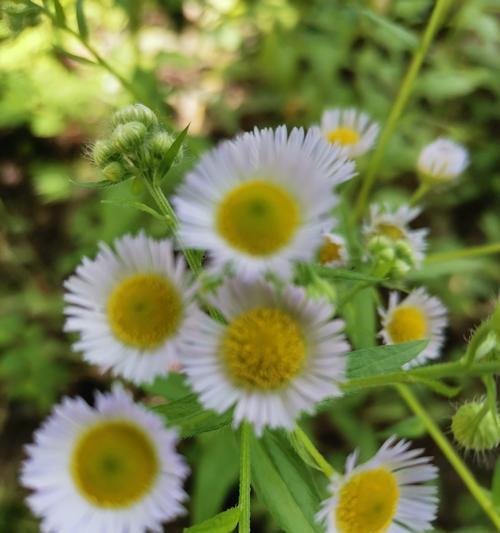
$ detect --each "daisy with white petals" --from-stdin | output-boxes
[379,288,448,367]
[317,437,439,533]
[417,138,468,183]
[314,108,379,158]
[364,204,428,263]
[318,232,349,268]
[173,126,355,280]
[182,279,350,435]
[21,387,189,533]
[64,233,199,384]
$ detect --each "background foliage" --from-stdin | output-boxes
[1,0,499,531]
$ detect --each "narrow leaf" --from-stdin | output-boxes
[100,199,165,220]
[152,394,231,438]
[69,178,126,190]
[75,0,88,40]
[155,124,189,184]
[347,340,429,379]
[52,0,66,25]
[184,507,240,533]
[313,266,381,283]
[493,458,500,509]
[53,46,95,65]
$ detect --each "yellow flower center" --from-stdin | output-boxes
[376,223,405,241]
[222,307,306,389]
[107,273,182,349]
[387,306,428,343]
[327,127,360,146]
[71,420,159,508]
[319,237,343,265]
[336,467,400,533]
[216,180,300,256]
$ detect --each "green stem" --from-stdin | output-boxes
[409,182,431,206]
[425,242,500,263]
[396,384,500,529]
[238,422,252,533]
[294,426,336,478]
[353,0,452,220]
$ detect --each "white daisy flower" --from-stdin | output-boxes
[21,387,189,533]
[379,288,448,367]
[417,138,468,182]
[182,279,350,435]
[313,108,379,158]
[318,233,349,268]
[317,436,439,533]
[64,232,199,384]
[363,204,428,264]
[173,126,355,280]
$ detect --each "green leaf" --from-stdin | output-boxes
[493,458,500,509]
[347,340,429,379]
[344,286,377,349]
[52,0,66,25]
[312,266,381,283]
[75,0,89,40]
[155,124,189,184]
[184,507,240,533]
[145,372,192,401]
[380,416,427,439]
[152,394,231,438]
[53,46,95,65]
[100,199,165,220]
[251,431,322,533]
[69,178,129,190]
[358,8,418,49]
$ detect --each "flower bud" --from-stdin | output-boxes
[451,401,500,452]
[102,161,126,182]
[394,240,416,265]
[147,130,176,159]
[417,138,468,184]
[111,104,158,129]
[91,139,118,168]
[367,235,392,254]
[112,121,147,154]
[391,259,412,279]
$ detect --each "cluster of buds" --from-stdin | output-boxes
[91,104,181,184]
[367,235,417,280]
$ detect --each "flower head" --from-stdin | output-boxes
[64,232,200,384]
[317,437,439,533]
[173,126,355,280]
[182,279,350,435]
[417,138,468,183]
[21,387,189,533]
[313,108,379,158]
[379,288,448,367]
[318,232,349,268]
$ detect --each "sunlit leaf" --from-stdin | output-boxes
[75,0,88,40]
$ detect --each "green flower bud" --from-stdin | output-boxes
[147,130,176,159]
[112,121,147,154]
[111,104,158,129]
[102,161,126,182]
[367,235,392,254]
[377,247,395,263]
[394,240,416,265]
[391,259,412,279]
[91,139,118,168]
[451,401,500,452]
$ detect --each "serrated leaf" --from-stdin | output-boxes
[155,124,189,184]
[152,394,231,438]
[493,458,500,509]
[184,507,240,533]
[251,431,322,533]
[347,340,429,379]
[53,46,95,65]
[52,0,66,25]
[75,0,88,40]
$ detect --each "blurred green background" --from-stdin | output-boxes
[1,0,499,531]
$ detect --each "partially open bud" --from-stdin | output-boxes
[111,104,158,129]
[91,139,119,169]
[112,121,147,154]
[451,401,500,453]
[417,138,468,184]
[102,161,126,182]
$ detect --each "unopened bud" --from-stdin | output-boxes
[111,104,158,129]
[451,401,500,452]
[92,139,118,168]
[102,161,126,182]
[394,240,416,265]
[112,121,147,153]
[368,235,392,254]
[147,130,175,159]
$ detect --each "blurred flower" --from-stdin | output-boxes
[21,387,189,533]
[182,279,349,435]
[64,233,200,384]
[417,138,468,183]
[317,437,438,533]
[173,126,355,280]
[318,232,349,267]
[379,288,448,367]
[313,108,379,158]
[451,400,500,453]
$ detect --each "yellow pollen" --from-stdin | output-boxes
[376,223,405,241]
[71,420,159,508]
[327,127,360,146]
[222,307,306,389]
[387,306,428,343]
[216,180,300,256]
[319,237,343,265]
[107,273,182,349]
[336,467,399,533]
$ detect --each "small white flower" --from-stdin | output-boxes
[317,436,439,533]
[318,233,349,268]
[313,108,379,158]
[182,279,350,435]
[417,138,468,182]
[64,232,200,384]
[21,387,189,533]
[379,288,448,367]
[173,126,355,280]
[364,204,428,264]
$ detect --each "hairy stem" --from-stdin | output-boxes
[238,422,252,533]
